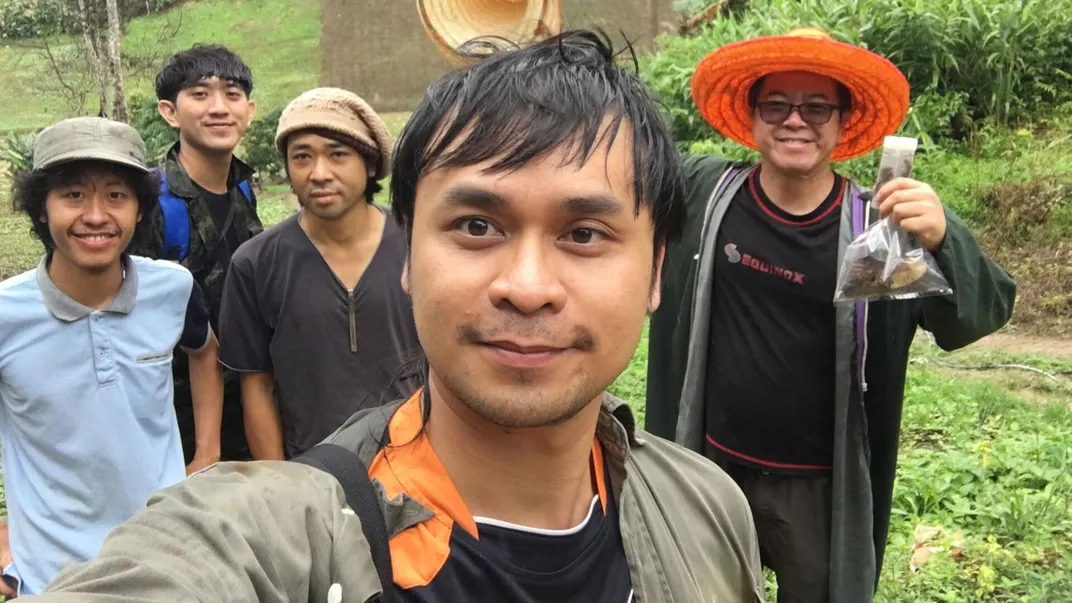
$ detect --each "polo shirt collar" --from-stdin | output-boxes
[35,254,138,322]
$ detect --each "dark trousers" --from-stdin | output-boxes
[707,447,832,603]
[175,371,252,463]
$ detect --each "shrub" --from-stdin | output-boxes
[242,107,284,185]
[0,131,36,190]
[978,177,1072,242]
[127,94,177,168]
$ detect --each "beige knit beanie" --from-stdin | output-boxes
[275,87,393,179]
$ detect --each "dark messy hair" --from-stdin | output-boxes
[155,44,254,103]
[282,127,384,204]
[747,75,853,111]
[12,161,160,252]
[390,29,686,254]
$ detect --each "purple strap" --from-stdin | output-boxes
[851,187,869,392]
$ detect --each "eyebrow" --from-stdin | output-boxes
[562,194,623,216]
[443,185,624,216]
[763,90,834,102]
[443,185,507,210]
[289,140,349,153]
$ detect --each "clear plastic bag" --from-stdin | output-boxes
[833,136,953,303]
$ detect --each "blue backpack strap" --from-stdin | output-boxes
[238,179,252,202]
[153,167,192,262]
[154,167,255,262]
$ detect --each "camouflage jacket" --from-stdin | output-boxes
[130,143,264,321]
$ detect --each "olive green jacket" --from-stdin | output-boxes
[645,155,1017,603]
[36,392,768,602]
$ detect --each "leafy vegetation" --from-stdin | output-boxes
[243,106,284,184]
[642,0,1072,148]
[0,131,35,189]
[0,0,182,39]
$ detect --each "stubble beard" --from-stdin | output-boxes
[434,363,606,429]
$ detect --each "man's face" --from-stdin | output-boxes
[44,163,141,274]
[158,76,256,155]
[286,132,369,220]
[751,71,847,176]
[405,127,663,429]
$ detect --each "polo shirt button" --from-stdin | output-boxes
[92,315,100,322]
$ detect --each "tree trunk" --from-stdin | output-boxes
[75,0,109,118]
[105,0,127,122]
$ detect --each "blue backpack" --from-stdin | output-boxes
[153,167,253,262]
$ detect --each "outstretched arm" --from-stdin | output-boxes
[36,462,383,602]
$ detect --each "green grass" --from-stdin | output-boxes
[876,355,1072,601]
[0,0,322,132]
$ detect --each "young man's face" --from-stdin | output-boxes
[44,163,141,274]
[286,131,370,221]
[159,76,256,155]
[750,71,847,176]
[405,125,663,428]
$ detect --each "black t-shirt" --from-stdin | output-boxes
[217,209,422,458]
[401,453,633,602]
[705,168,842,473]
[192,182,239,296]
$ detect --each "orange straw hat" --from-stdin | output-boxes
[691,27,910,161]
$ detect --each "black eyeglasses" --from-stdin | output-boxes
[755,101,842,125]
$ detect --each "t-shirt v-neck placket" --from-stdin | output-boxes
[302,228,387,356]
[321,255,379,355]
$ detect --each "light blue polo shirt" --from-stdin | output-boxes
[0,254,205,595]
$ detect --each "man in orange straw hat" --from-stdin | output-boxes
[647,27,1016,603]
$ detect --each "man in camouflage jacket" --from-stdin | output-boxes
[129,44,264,463]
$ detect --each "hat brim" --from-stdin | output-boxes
[35,150,148,173]
[691,35,910,161]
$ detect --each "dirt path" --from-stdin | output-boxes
[970,332,1072,359]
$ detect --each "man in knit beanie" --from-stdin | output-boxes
[217,87,420,460]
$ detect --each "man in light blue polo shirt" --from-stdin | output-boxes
[0,116,224,596]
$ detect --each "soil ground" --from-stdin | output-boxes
[973,332,1072,359]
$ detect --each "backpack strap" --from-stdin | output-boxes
[292,443,396,602]
[237,179,253,203]
[153,167,192,262]
[153,167,255,262]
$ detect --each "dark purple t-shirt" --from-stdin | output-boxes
[219,209,421,458]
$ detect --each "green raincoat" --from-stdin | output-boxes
[646,154,1016,602]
